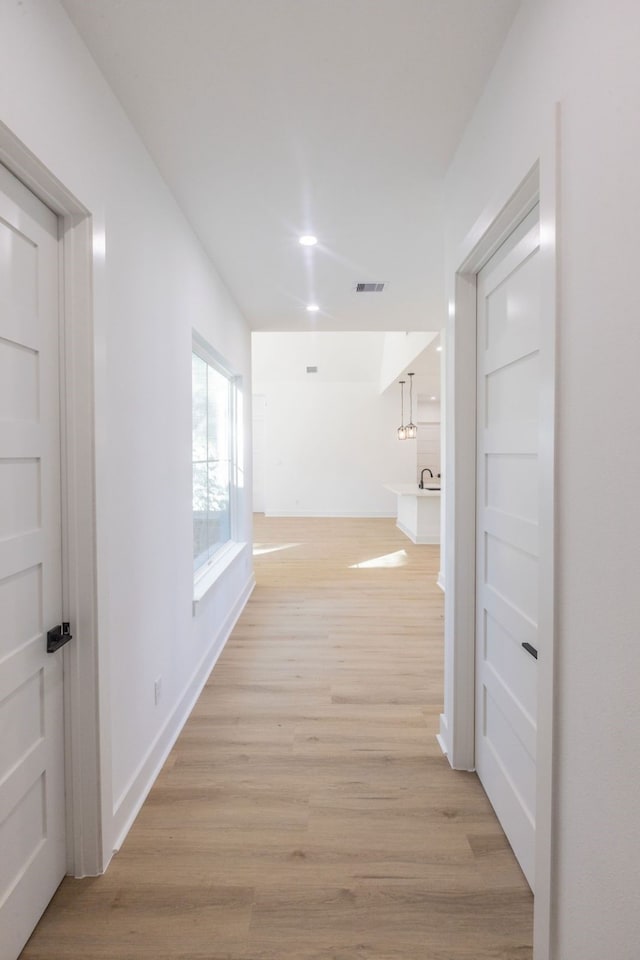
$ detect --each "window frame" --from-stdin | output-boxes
[192,332,242,606]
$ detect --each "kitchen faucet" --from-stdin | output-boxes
[419,468,434,489]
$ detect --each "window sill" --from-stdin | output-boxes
[192,540,246,615]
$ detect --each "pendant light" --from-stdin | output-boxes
[406,372,417,439]
[397,380,407,440]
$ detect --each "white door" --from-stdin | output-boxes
[0,164,66,959]
[475,206,540,890]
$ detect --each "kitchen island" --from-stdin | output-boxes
[383,482,441,544]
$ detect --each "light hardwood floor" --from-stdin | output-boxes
[21,517,533,959]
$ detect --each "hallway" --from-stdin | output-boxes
[21,517,532,959]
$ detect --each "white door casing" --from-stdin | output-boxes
[445,145,557,960]
[475,206,540,890]
[0,164,66,959]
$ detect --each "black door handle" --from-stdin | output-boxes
[47,622,72,653]
[522,642,538,660]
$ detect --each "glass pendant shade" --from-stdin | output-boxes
[397,380,407,440]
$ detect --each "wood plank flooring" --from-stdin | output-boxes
[20,517,533,959]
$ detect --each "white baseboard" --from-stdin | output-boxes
[436,713,449,757]
[110,573,255,854]
[396,520,439,545]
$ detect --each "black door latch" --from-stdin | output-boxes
[47,622,72,653]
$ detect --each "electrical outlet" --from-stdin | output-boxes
[154,677,162,706]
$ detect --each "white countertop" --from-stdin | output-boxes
[384,482,441,498]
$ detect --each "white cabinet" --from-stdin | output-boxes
[383,483,440,544]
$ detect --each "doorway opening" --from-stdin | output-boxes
[444,152,558,960]
[0,122,104,953]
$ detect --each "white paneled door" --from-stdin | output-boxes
[0,164,66,959]
[476,206,540,890]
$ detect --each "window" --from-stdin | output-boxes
[192,337,237,577]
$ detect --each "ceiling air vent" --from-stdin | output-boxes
[306,365,318,374]
[355,282,386,293]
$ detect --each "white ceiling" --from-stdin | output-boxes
[61,0,520,333]
[252,330,441,408]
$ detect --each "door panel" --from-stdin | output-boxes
[0,163,65,960]
[476,205,540,890]
[485,612,536,722]
[485,535,538,620]
[486,353,539,426]
[0,344,39,421]
[486,454,537,520]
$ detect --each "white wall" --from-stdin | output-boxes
[252,394,267,513]
[415,402,441,481]
[378,331,437,392]
[0,0,253,862]
[416,425,440,479]
[443,1,640,956]
[416,400,441,423]
[253,333,416,516]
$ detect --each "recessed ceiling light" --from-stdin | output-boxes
[436,345,442,352]
[306,303,320,312]
[299,235,318,246]
[430,396,437,401]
